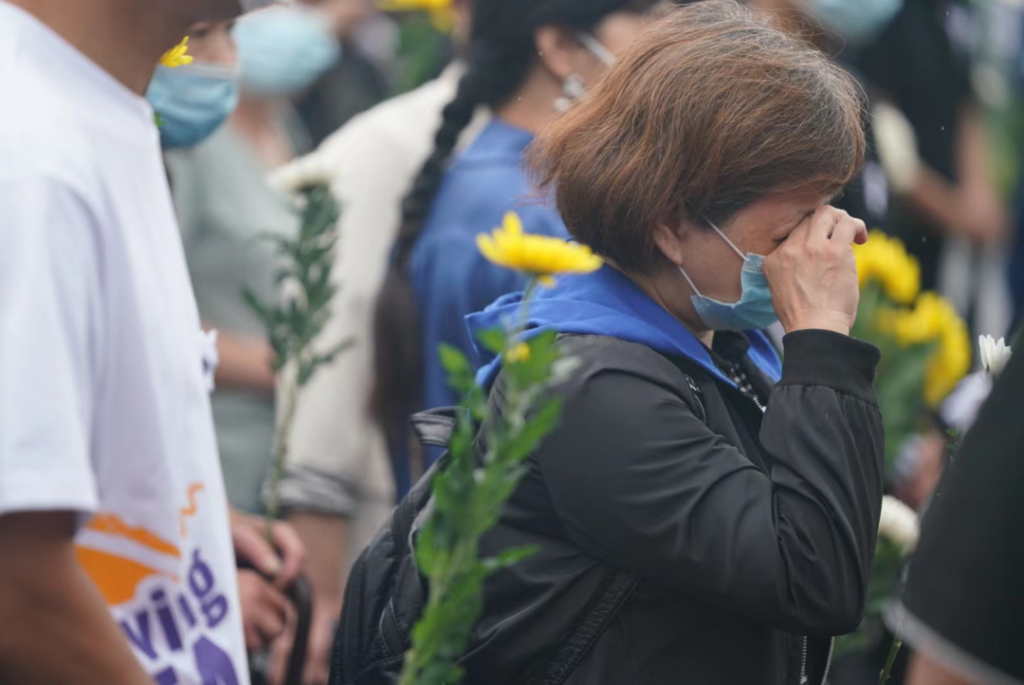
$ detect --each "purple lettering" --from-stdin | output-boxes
[193,636,240,685]
[178,594,197,628]
[120,611,157,660]
[188,550,214,599]
[154,667,179,685]
[152,589,183,652]
[201,594,229,629]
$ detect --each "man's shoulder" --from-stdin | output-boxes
[0,60,93,190]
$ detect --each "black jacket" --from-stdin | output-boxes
[461,330,884,684]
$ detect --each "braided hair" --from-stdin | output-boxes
[371,0,664,437]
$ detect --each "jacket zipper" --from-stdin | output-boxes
[798,636,836,685]
[799,636,809,684]
[821,638,835,685]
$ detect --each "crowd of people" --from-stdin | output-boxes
[1,0,1023,684]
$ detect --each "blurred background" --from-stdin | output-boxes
[154,0,1024,682]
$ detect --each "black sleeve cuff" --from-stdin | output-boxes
[780,330,880,405]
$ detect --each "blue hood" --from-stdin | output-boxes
[468,266,782,390]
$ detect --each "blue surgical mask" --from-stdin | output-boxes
[804,0,904,45]
[233,6,342,98]
[148,61,240,150]
[679,220,779,331]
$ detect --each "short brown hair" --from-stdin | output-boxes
[530,0,866,273]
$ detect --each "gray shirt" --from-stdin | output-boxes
[166,122,306,512]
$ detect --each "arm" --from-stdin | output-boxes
[0,177,148,681]
[213,328,276,392]
[0,512,151,684]
[908,655,977,685]
[887,104,1005,242]
[538,330,883,636]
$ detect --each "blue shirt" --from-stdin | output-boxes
[411,119,569,420]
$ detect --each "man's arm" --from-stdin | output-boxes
[908,654,978,685]
[0,512,151,684]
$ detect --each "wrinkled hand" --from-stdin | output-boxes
[238,570,291,650]
[763,206,867,336]
[231,510,306,589]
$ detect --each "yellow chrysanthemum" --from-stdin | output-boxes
[924,313,971,407]
[477,212,603,287]
[878,292,950,347]
[378,0,456,31]
[853,231,920,304]
[505,342,531,364]
[160,37,193,69]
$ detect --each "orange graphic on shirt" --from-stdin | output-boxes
[77,483,205,606]
[76,547,174,605]
[179,483,204,537]
[87,513,181,558]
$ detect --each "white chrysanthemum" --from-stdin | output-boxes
[878,496,919,555]
[979,335,1012,378]
[269,154,336,197]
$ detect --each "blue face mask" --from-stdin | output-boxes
[679,220,779,332]
[232,6,342,98]
[147,61,240,150]
[804,0,904,45]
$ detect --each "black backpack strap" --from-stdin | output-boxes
[523,569,641,685]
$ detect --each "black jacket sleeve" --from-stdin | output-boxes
[534,331,884,636]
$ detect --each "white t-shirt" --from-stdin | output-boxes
[0,5,249,683]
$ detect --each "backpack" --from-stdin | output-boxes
[330,373,707,685]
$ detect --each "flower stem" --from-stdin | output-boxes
[265,366,300,543]
[879,635,903,684]
[515,278,540,336]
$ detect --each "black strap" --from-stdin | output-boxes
[523,569,641,685]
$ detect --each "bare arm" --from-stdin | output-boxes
[908,654,978,685]
[905,106,1006,242]
[213,328,276,392]
[288,512,349,685]
[0,512,152,685]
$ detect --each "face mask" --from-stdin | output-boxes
[232,6,342,98]
[148,61,240,150]
[239,0,279,11]
[803,0,904,45]
[678,220,779,331]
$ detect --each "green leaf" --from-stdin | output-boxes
[502,397,564,464]
[483,545,539,573]
[474,327,507,355]
[242,288,271,325]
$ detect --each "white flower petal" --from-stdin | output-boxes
[979,334,1012,377]
[878,495,920,554]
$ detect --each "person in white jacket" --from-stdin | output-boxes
[268,3,486,680]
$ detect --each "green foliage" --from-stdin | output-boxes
[244,184,349,386]
[244,182,349,537]
[399,283,569,685]
[851,282,936,473]
[394,14,452,95]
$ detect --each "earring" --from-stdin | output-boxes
[554,74,586,113]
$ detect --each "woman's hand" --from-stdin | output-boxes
[763,206,867,336]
